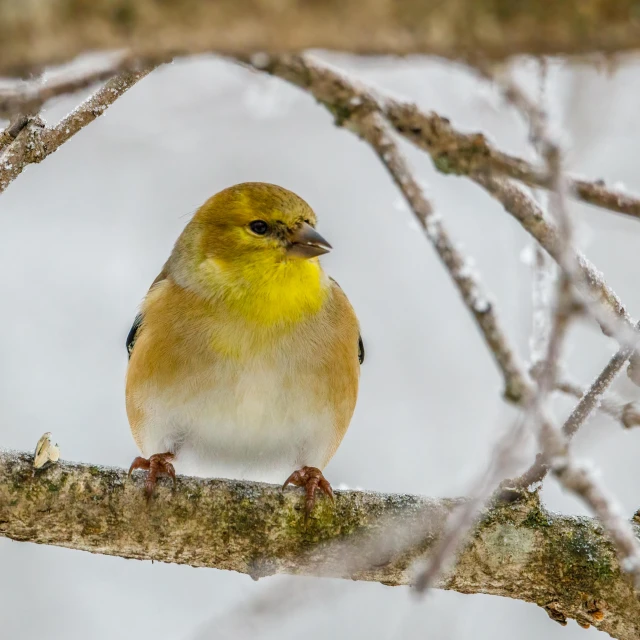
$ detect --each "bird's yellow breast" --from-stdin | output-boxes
[198,253,330,331]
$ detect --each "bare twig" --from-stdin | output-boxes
[349,110,529,402]
[554,376,640,429]
[517,341,640,489]
[490,64,577,414]
[529,240,557,368]
[474,174,635,334]
[241,54,640,222]
[563,345,638,439]
[0,56,149,119]
[0,114,30,153]
[0,66,157,194]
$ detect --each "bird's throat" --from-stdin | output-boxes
[203,255,330,327]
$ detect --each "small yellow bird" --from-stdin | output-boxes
[125,182,363,513]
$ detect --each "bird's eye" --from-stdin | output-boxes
[249,220,269,235]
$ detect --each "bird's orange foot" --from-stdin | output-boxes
[282,466,334,517]
[128,452,176,500]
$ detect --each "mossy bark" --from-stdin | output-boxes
[0,451,639,637]
[2,0,640,75]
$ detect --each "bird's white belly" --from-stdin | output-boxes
[140,360,336,483]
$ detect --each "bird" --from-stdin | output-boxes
[125,182,363,515]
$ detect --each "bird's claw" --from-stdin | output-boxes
[282,466,334,518]
[128,452,176,501]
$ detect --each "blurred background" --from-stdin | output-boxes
[1,53,639,639]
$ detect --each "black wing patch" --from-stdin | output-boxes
[126,313,143,359]
[329,276,364,365]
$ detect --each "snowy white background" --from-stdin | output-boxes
[2,54,640,639]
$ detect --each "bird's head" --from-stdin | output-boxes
[169,183,333,322]
[191,182,331,266]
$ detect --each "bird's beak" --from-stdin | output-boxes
[287,222,332,259]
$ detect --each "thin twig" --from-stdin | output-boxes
[0,114,30,153]
[553,376,640,429]
[350,110,529,403]
[0,56,147,119]
[529,240,557,368]
[517,340,640,488]
[0,65,158,194]
[474,174,636,338]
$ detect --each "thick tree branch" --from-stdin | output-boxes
[241,54,640,222]
[0,451,639,638]
[3,0,640,76]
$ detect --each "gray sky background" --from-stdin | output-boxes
[2,54,640,639]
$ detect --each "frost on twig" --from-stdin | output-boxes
[0,56,147,120]
[553,376,640,429]
[350,110,529,403]
[529,241,557,369]
[0,65,158,194]
[474,175,635,337]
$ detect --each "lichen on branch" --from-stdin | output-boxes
[0,451,639,638]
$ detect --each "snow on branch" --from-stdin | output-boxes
[0,65,156,194]
[0,56,146,120]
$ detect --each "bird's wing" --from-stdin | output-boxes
[126,268,168,359]
[126,313,143,359]
[329,277,364,365]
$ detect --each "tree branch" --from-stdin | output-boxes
[0,66,156,194]
[0,56,147,120]
[553,376,640,430]
[0,451,639,638]
[473,174,634,329]
[348,109,529,403]
[240,53,640,222]
[3,0,640,76]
